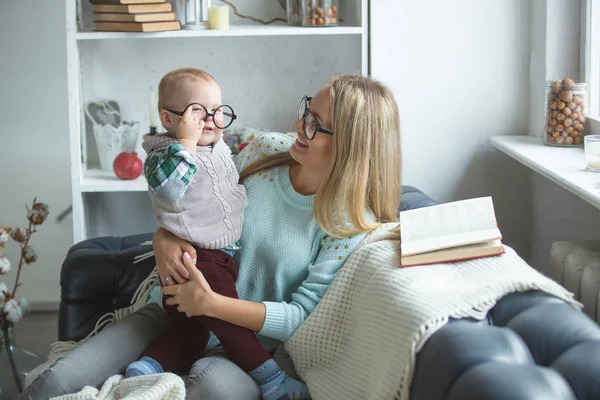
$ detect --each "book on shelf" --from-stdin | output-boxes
[89,0,166,4]
[94,11,177,23]
[400,196,504,267]
[92,3,173,14]
[95,20,181,32]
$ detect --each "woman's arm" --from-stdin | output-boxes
[210,295,266,332]
[258,233,368,341]
[162,232,367,339]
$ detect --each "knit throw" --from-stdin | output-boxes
[50,373,185,400]
[282,223,580,400]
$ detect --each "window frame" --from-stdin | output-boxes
[581,0,600,118]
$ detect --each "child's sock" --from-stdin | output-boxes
[125,356,163,378]
[249,359,310,400]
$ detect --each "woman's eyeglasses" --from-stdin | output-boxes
[298,96,333,140]
[164,103,237,130]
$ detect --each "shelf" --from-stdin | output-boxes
[81,169,147,192]
[76,25,363,40]
[489,135,600,211]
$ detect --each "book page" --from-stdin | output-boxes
[400,197,501,255]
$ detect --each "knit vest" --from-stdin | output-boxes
[143,134,246,249]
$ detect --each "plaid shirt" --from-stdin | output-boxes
[144,142,197,201]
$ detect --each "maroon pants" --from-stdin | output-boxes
[142,248,271,374]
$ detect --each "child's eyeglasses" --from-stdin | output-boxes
[164,103,237,130]
[298,96,333,140]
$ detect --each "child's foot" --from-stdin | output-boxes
[125,356,163,378]
[249,359,311,400]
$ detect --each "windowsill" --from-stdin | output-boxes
[489,135,600,210]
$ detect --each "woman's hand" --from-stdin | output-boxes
[161,252,217,317]
[153,227,197,286]
[163,252,267,331]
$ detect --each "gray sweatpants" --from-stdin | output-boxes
[19,304,261,400]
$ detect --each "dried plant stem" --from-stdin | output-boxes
[219,0,287,25]
[2,322,23,393]
[11,198,37,297]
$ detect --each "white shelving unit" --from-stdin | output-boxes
[65,0,369,243]
[76,25,363,40]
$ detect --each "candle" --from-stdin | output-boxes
[584,136,600,171]
[148,87,161,128]
[209,6,229,30]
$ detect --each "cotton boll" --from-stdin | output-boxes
[0,227,9,245]
[24,246,37,264]
[4,299,23,324]
[0,255,10,274]
[27,202,49,225]
[0,282,7,305]
[10,227,27,243]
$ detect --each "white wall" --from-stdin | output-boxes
[0,0,71,307]
[527,0,600,273]
[372,0,600,273]
[371,0,534,260]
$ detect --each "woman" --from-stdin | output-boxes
[20,73,401,400]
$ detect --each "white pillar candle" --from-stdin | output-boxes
[148,87,160,127]
[209,6,229,30]
[586,155,600,169]
[584,138,600,170]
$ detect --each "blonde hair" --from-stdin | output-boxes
[240,74,401,238]
[157,67,216,111]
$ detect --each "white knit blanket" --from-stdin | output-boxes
[283,223,581,400]
[50,373,185,400]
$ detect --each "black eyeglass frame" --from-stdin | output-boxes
[164,103,237,130]
[299,96,333,140]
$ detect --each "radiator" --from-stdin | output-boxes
[550,241,600,323]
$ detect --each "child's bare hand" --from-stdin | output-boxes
[178,106,205,148]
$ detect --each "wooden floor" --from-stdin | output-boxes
[13,312,59,359]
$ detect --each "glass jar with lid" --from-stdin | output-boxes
[287,0,339,27]
[544,79,588,146]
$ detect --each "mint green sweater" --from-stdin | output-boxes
[150,133,368,351]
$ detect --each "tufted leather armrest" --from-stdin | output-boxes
[399,185,437,211]
[58,233,155,341]
[411,291,600,400]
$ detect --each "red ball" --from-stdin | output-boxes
[238,142,250,152]
[113,152,143,180]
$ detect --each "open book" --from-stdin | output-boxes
[400,196,504,267]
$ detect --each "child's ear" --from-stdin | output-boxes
[159,110,172,129]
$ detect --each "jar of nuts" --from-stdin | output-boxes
[286,0,339,27]
[544,78,588,146]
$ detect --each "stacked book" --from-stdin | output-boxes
[91,0,181,32]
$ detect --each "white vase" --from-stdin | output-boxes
[93,123,140,172]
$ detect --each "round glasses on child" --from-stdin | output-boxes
[298,96,333,140]
[164,103,237,130]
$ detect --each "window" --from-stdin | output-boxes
[582,0,600,117]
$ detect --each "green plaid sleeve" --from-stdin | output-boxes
[144,143,197,201]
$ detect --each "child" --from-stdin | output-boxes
[127,68,310,400]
